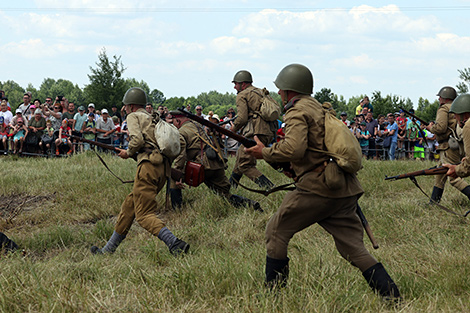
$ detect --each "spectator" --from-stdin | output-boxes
[43,102,62,139]
[365,112,378,159]
[407,117,421,159]
[95,108,116,151]
[145,103,154,114]
[73,106,88,153]
[62,102,76,128]
[0,116,7,153]
[362,96,373,112]
[95,110,101,121]
[110,104,122,122]
[0,100,13,126]
[55,118,72,156]
[44,97,53,110]
[414,125,427,160]
[358,121,371,157]
[11,117,28,154]
[207,110,214,121]
[340,112,350,127]
[18,94,32,116]
[384,113,398,160]
[26,104,37,122]
[120,117,129,149]
[112,115,121,147]
[195,105,206,119]
[39,120,55,154]
[156,105,164,116]
[81,113,96,151]
[163,107,169,115]
[27,109,46,152]
[87,103,98,121]
[396,110,408,158]
[375,114,387,159]
[223,109,238,157]
[355,99,364,116]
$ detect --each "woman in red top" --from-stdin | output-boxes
[55,118,73,155]
[396,110,408,155]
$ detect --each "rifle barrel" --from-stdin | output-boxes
[385,166,448,180]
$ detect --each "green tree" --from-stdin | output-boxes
[457,68,470,94]
[416,97,439,122]
[0,80,26,110]
[38,78,84,105]
[314,88,347,117]
[370,91,413,117]
[124,78,150,95]
[84,48,127,110]
[150,89,165,105]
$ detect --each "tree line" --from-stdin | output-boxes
[2,48,469,122]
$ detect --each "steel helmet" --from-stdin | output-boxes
[274,64,314,95]
[232,70,253,83]
[436,86,457,100]
[122,87,147,106]
[450,94,470,114]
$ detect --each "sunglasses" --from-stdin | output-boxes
[54,107,61,109]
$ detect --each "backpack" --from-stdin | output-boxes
[309,102,362,174]
[153,116,181,159]
[253,88,282,122]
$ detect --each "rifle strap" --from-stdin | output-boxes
[230,176,295,196]
[92,150,134,184]
[409,176,466,217]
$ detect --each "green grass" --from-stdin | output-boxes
[1,154,470,312]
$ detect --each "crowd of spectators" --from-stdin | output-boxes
[342,96,438,161]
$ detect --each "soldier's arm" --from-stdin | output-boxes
[455,124,470,177]
[126,114,145,157]
[430,106,449,135]
[232,95,249,133]
[173,133,188,171]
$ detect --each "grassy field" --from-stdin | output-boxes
[1,153,470,312]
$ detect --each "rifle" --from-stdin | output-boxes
[218,116,237,126]
[176,107,295,176]
[385,166,448,181]
[399,107,429,126]
[65,134,120,153]
[357,204,379,249]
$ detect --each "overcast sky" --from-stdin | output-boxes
[2,0,470,106]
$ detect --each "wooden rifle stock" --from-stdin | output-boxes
[64,134,119,152]
[399,107,429,126]
[385,166,448,181]
[177,107,295,176]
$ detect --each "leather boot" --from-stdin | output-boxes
[254,175,274,189]
[229,172,243,189]
[229,194,263,212]
[430,186,444,204]
[170,188,183,209]
[265,256,289,289]
[460,186,470,201]
[362,263,401,300]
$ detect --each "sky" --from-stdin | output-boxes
[2,0,470,107]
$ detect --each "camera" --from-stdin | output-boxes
[57,96,63,101]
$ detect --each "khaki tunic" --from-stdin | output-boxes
[173,120,231,197]
[261,95,376,272]
[114,108,167,237]
[431,102,468,190]
[232,85,274,179]
[455,119,470,177]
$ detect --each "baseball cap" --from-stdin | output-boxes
[88,103,95,108]
[340,111,347,116]
[78,106,85,111]
[15,108,22,114]
[360,121,367,126]
[88,112,95,117]
[101,108,109,114]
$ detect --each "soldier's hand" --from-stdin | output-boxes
[443,163,458,178]
[244,135,265,159]
[116,148,129,159]
[175,179,186,189]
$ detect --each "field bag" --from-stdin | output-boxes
[308,102,362,174]
[184,161,205,187]
[254,88,282,122]
[154,118,181,159]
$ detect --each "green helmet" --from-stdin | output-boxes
[122,87,147,106]
[274,64,314,95]
[450,94,470,114]
[232,70,253,83]
[437,86,457,100]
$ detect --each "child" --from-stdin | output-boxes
[40,119,55,154]
[11,117,28,154]
[0,116,8,154]
[55,118,72,155]
[112,115,121,147]
[81,113,96,151]
[358,121,371,158]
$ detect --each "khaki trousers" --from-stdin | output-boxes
[435,148,468,191]
[266,190,377,272]
[115,161,166,236]
[233,134,271,180]
[204,168,232,198]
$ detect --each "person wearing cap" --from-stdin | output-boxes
[87,103,98,121]
[426,86,470,203]
[383,113,399,160]
[11,117,28,154]
[72,106,88,152]
[18,93,32,117]
[10,108,29,128]
[111,104,122,122]
[340,111,350,127]
[245,64,400,300]
[91,87,190,257]
[0,100,13,126]
[396,109,408,158]
[81,113,96,151]
[27,109,46,152]
[95,108,116,151]
[169,110,262,212]
[229,70,275,189]
[355,99,364,116]
[406,108,421,159]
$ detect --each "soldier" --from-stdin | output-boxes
[444,94,470,178]
[426,87,470,203]
[169,111,262,211]
[91,87,189,256]
[229,70,275,189]
[245,64,400,300]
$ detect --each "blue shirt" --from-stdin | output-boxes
[386,122,398,143]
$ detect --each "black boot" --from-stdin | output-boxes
[460,186,470,201]
[229,194,263,212]
[265,256,289,289]
[254,175,274,189]
[229,172,243,189]
[362,263,401,300]
[430,186,444,204]
[170,188,183,209]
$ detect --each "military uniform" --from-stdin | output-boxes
[114,108,169,237]
[262,95,378,271]
[455,119,470,177]
[431,102,469,197]
[231,85,274,185]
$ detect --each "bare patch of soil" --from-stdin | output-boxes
[0,193,56,223]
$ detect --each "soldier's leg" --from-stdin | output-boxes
[444,148,470,199]
[318,200,400,299]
